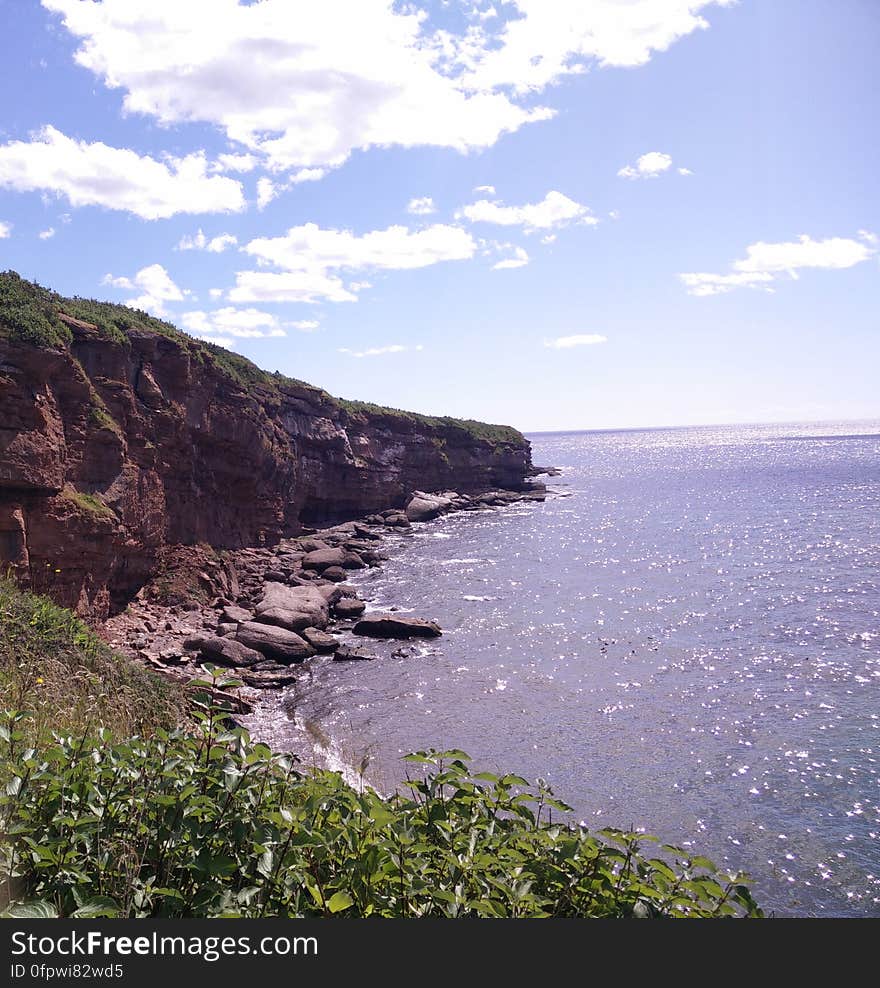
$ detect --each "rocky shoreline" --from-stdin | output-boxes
[103,482,552,715]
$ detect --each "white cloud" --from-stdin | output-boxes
[288,319,320,332]
[473,184,496,195]
[208,288,224,299]
[618,151,673,179]
[38,227,56,240]
[0,221,10,238]
[678,166,693,176]
[181,307,286,339]
[858,229,879,246]
[177,229,238,252]
[679,271,775,297]
[291,168,326,184]
[234,222,476,303]
[544,334,608,349]
[493,246,529,269]
[459,0,733,91]
[461,190,596,231]
[105,263,189,317]
[680,233,877,296]
[256,177,279,210]
[42,1,727,173]
[0,125,245,219]
[213,152,258,173]
[407,196,436,216]
[541,233,557,245]
[230,271,358,305]
[338,344,424,358]
[43,0,551,173]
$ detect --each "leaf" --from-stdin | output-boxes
[5,900,59,919]
[72,897,120,918]
[327,891,354,914]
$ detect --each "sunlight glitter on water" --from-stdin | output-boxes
[252,420,880,916]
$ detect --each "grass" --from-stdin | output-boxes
[0,270,526,447]
[58,486,118,521]
[0,577,185,743]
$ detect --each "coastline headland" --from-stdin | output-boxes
[0,271,533,621]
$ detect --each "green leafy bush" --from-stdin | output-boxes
[0,669,762,920]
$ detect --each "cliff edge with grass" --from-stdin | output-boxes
[0,271,532,619]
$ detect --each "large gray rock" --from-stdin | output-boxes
[301,547,347,571]
[405,492,453,522]
[221,604,252,624]
[301,627,339,653]
[182,635,264,667]
[333,597,366,618]
[235,622,315,663]
[352,614,442,639]
[253,582,329,632]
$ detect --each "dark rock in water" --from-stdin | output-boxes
[183,635,264,667]
[302,627,339,653]
[333,597,366,618]
[222,604,252,624]
[383,512,410,528]
[240,667,300,688]
[322,566,347,582]
[253,582,329,631]
[405,492,452,522]
[353,614,442,639]
[302,547,347,571]
[235,621,314,663]
[334,644,376,661]
[341,550,367,569]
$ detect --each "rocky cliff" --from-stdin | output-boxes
[0,272,532,619]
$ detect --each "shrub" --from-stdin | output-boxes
[0,669,762,919]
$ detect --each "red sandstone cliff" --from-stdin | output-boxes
[0,286,531,619]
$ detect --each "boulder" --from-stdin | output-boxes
[405,492,452,522]
[240,667,300,688]
[341,550,367,569]
[301,627,339,653]
[235,622,315,663]
[322,566,347,583]
[333,597,366,618]
[182,635,264,667]
[352,614,442,639]
[222,604,252,624]
[253,582,329,631]
[302,548,346,570]
[333,644,376,661]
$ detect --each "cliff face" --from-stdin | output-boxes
[0,287,531,619]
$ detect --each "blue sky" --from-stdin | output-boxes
[0,0,877,432]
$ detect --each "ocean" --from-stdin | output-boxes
[247,420,880,917]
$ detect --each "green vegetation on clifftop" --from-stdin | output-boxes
[0,271,525,446]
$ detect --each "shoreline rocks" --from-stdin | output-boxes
[102,482,552,696]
